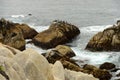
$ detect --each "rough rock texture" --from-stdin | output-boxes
[0,43,109,80]
[100,62,116,70]
[86,22,120,51]
[32,20,80,49]
[64,69,98,80]
[83,64,112,80]
[14,49,54,80]
[0,18,25,50]
[55,45,76,58]
[43,45,81,72]
[16,24,38,39]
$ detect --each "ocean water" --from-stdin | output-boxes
[0,0,120,79]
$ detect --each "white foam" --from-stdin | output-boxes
[81,25,112,34]
[29,25,49,32]
[11,15,25,18]
[71,47,120,66]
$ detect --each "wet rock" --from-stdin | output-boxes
[100,62,116,70]
[55,45,76,58]
[32,20,80,49]
[0,18,25,50]
[16,24,38,39]
[85,21,120,51]
[83,64,112,80]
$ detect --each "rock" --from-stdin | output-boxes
[16,24,38,39]
[85,22,120,51]
[60,59,83,72]
[0,56,27,80]
[0,18,25,50]
[55,45,76,58]
[0,43,14,58]
[0,74,6,80]
[64,69,99,80]
[52,61,65,80]
[100,62,116,70]
[43,45,81,72]
[83,64,112,80]
[14,48,54,80]
[32,20,80,49]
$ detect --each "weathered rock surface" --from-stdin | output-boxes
[100,62,116,70]
[0,43,111,80]
[14,48,54,80]
[43,45,81,72]
[86,21,120,51]
[0,18,25,50]
[0,56,27,80]
[32,20,80,49]
[55,45,76,58]
[16,24,38,39]
[83,64,112,80]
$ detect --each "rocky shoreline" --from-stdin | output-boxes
[0,18,120,80]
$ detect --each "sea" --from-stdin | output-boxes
[0,0,120,79]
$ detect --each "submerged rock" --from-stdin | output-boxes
[85,21,120,51]
[100,62,116,70]
[32,20,80,49]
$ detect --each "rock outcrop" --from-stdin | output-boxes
[0,18,38,50]
[32,20,80,49]
[86,21,120,51]
[43,45,80,71]
[0,43,100,80]
[0,18,25,50]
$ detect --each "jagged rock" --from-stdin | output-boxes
[85,21,120,51]
[100,62,116,70]
[0,18,25,50]
[32,20,80,49]
[16,24,38,39]
[64,69,99,80]
[83,64,112,80]
[14,48,54,80]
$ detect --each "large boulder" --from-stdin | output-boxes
[0,56,27,80]
[14,48,54,80]
[85,21,120,51]
[16,24,38,39]
[32,20,80,49]
[0,18,25,50]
